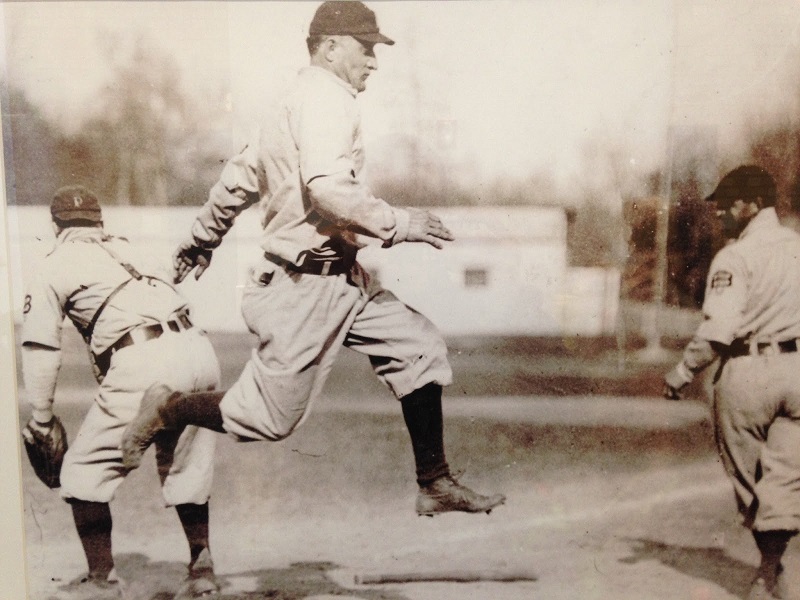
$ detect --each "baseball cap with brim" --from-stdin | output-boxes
[352,31,395,45]
[309,1,395,45]
[705,165,776,207]
[50,185,103,223]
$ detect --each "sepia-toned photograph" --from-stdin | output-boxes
[3,1,800,599]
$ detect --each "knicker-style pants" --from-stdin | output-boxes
[60,328,220,505]
[714,351,800,531]
[220,260,452,441]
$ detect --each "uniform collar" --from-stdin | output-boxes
[739,207,779,240]
[56,226,106,245]
[301,66,359,98]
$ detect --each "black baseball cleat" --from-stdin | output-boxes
[121,384,175,470]
[416,475,506,517]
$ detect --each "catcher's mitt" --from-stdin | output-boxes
[21,416,68,489]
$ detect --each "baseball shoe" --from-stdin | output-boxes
[175,548,220,599]
[416,475,506,516]
[58,568,121,599]
[121,384,174,470]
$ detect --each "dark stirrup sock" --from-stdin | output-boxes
[175,502,211,570]
[753,529,796,580]
[400,383,451,486]
[69,500,114,576]
[160,390,227,433]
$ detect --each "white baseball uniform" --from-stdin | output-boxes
[677,207,800,531]
[184,66,451,441]
[21,227,220,504]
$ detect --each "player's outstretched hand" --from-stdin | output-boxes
[405,208,455,249]
[173,239,213,283]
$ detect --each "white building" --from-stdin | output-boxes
[6,206,619,337]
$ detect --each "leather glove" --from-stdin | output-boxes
[22,416,68,488]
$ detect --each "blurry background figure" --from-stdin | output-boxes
[664,166,800,600]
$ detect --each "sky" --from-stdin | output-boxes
[2,1,800,198]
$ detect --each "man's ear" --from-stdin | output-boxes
[322,37,338,62]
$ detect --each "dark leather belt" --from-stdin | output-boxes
[264,250,355,276]
[93,311,193,375]
[729,338,799,358]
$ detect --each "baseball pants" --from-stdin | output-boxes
[713,351,800,532]
[219,260,452,441]
[60,328,220,505]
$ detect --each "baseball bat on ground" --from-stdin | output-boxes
[354,569,538,584]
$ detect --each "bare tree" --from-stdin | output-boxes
[98,37,188,206]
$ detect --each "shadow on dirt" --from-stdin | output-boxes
[618,538,753,599]
[116,554,408,600]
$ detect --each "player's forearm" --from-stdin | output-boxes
[307,173,409,245]
[21,344,62,422]
[191,149,260,248]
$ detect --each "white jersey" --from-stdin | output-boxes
[696,207,800,346]
[22,227,188,357]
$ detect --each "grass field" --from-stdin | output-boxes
[17,330,775,600]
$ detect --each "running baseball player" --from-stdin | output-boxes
[20,186,221,599]
[663,165,800,600]
[122,0,505,517]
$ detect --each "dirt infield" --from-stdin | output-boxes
[17,332,764,599]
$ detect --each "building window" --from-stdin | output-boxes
[464,267,488,287]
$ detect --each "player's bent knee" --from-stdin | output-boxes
[266,414,304,440]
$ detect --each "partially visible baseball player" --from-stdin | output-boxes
[663,165,800,600]
[122,0,505,517]
[20,186,222,599]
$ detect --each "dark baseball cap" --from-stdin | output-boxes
[309,1,394,45]
[50,185,103,223]
[705,165,776,207]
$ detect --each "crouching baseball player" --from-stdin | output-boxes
[664,166,800,600]
[20,186,221,599]
[122,0,504,519]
